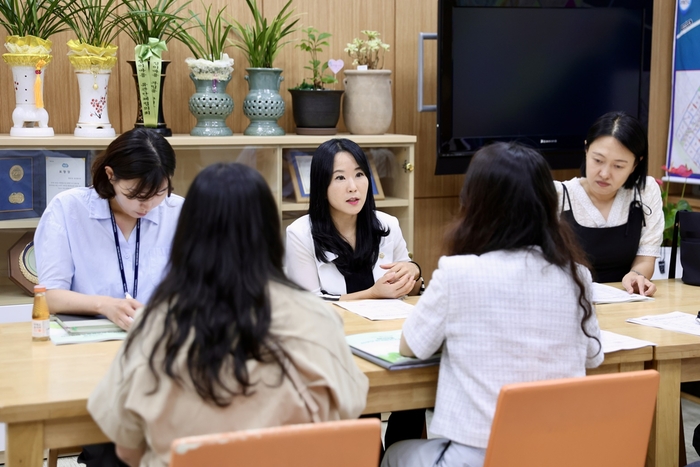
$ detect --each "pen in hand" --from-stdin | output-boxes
[125,293,135,321]
[696,311,700,325]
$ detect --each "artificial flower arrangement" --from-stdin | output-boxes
[658,164,694,246]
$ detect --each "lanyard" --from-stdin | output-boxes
[109,207,140,299]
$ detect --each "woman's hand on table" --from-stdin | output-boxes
[101,297,143,330]
[370,269,416,299]
[381,261,420,282]
[622,271,657,297]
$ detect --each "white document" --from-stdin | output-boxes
[45,156,86,205]
[49,321,126,345]
[335,299,414,320]
[627,311,700,337]
[295,155,313,195]
[600,330,655,353]
[592,282,654,304]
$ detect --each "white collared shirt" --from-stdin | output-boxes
[35,187,184,303]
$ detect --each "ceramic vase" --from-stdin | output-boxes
[127,60,172,136]
[242,68,285,136]
[6,61,53,137]
[342,69,392,135]
[188,75,234,136]
[73,70,115,137]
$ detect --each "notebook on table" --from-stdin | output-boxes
[52,313,122,335]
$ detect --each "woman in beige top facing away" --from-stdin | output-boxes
[88,163,369,467]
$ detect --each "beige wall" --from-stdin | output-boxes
[0,0,674,282]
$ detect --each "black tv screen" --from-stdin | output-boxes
[436,1,652,175]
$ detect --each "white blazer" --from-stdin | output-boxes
[285,211,411,296]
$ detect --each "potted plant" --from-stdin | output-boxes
[343,30,392,135]
[121,0,193,136]
[288,27,344,135]
[177,3,234,136]
[63,0,125,137]
[0,0,71,136]
[230,0,298,136]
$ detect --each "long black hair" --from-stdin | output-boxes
[92,127,176,199]
[308,138,389,274]
[582,111,648,190]
[447,142,599,351]
[124,163,296,407]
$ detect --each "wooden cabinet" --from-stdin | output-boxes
[0,134,416,306]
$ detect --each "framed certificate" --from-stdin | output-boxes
[8,231,38,296]
[287,150,385,203]
[0,155,42,220]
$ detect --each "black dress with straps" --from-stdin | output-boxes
[561,184,644,283]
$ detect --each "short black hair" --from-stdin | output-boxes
[92,128,176,199]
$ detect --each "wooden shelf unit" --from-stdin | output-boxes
[0,134,416,305]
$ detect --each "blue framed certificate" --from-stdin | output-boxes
[0,155,41,219]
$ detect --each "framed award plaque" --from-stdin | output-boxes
[8,231,38,296]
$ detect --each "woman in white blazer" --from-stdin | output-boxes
[285,138,426,455]
[286,138,423,300]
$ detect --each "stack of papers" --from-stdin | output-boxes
[627,311,700,337]
[49,321,126,345]
[53,313,122,334]
[592,283,654,304]
[346,330,440,370]
[335,299,413,320]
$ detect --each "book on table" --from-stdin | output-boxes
[346,330,441,370]
[53,313,122,335]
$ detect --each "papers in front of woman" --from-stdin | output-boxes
[600,330,656,353]
[592,282,654,304]
[334,299,414,320]
[627,311,700,337]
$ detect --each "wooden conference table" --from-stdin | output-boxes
[0,279,696,467]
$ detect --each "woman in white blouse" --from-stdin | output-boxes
[383,142,603,467]
[555,111,663,296]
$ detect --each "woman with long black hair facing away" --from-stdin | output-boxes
[88,163,368,467]
[382,142,603,467]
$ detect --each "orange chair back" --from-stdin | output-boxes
[170,418,381,467]
[483,370,659,467]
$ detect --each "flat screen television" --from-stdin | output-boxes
[436,0,652,175]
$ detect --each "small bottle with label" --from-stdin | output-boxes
[32,285,50,341]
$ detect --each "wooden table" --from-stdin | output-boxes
[595,280,700,467]
[0,295,655,467]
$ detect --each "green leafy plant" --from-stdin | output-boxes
[177,2,232,60]
[230,0,298,68]
[658,164,694,246]
[121,0,192,45]
[0,0,72,39]
[63,0,125,47]
[292,27,337,90]
[344,30,390,70]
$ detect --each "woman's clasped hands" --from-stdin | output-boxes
[369,262,420,299]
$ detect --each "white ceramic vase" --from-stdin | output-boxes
[9,64,53,137]
[342,69,392,135]
[74,70,115,137]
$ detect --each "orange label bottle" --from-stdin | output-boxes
[32,285,50,341]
